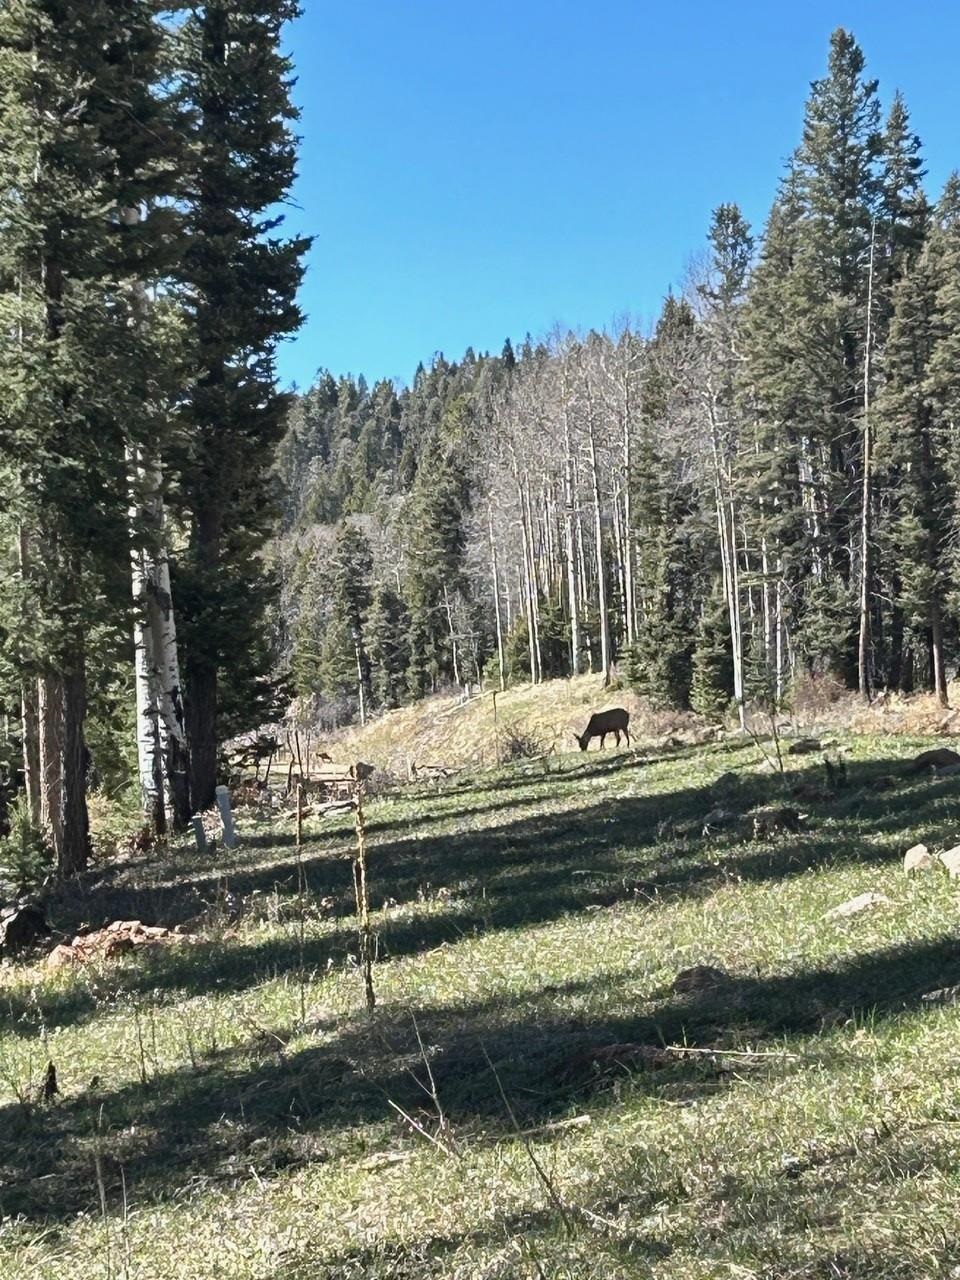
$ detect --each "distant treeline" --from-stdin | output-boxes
[275,29,960,729]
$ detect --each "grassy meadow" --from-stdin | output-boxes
[3,698,960,1277]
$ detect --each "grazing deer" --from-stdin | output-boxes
[575,708,631,751]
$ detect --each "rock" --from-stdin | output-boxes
[939,846,960,878]
[46,944,77,969]
[672,964,731,993]
[787,738,822,756]
[103,935,135,958]
[825,892,891,920]
[0,904,51,957]
[903,843,935,873]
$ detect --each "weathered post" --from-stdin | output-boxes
[353,771,375,1011]
[215,785,237,850]
[190,814,207,854]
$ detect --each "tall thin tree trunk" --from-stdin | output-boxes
[586,414,611,685]
[488,510,506,691]
[622,414,635,645]
[354,633,367,725]
[522,481,543,681]
[442,584,461,688]
[17,526,41,823]
[931,600,948,707]
[58,663,90,876]
[858,221,876,702]
[562,409,581,674]
[38,674,62,849]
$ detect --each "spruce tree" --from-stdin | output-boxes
[366,585,409,710]
[875,247,950,700]
[690,588,734,721]
[173,0,309,809]
[0,0,180,872]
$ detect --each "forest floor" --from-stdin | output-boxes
[3,722,960,1277]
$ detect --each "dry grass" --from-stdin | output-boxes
[316,675,703,776]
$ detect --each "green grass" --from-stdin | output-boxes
[3,733,960,1277]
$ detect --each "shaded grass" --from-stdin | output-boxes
[2,732,960,1276]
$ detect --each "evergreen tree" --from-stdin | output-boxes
[366,585,409,710]
[403,442,470,697]
[0,0,180,872]
[690,587,734,721]
[317,522,373,706]
[173,0,309,809]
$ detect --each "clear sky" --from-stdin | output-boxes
[275,0,960,391]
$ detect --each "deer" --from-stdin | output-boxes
[574,708,631,751]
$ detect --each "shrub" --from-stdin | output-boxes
[0,794,52,897]
[499,723,544,762]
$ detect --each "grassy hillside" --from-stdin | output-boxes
[314,674,960,777]
[321,674,641,775]
[4,727,960,1277]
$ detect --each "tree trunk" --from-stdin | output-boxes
[858,221,876,702]
[622,414,635,645]
[354,633,367,725]
[586,413,611,685]
[58,663,90,876]
[932,598,948,707]
[562,409,581,674]
[20,679,41,826]
[17,526,41,824]
[488,510,506,691]
[187,663,218,813]
[38,673,64,855]
[131,499,167,835]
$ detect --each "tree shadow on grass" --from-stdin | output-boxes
[2,753,937,1039]
[3,932,960,1227]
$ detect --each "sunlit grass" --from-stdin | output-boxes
[2,729,960,1277]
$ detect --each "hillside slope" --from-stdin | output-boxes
[321,676,684,777]
[312,674,960,779]
[3,729,960,1277]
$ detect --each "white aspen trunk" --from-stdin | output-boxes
[622,413,635,645]
[612,487,628,646]
[442,584,461,687]
[586,414,611,685]
[125,206,190,829]
[131,530,165,834]
[522,481,543,681]
[858,220,876,702]
[562,409,581,674]
[130,450,189,830]
[488,510,506,691]
[354,635,367,725]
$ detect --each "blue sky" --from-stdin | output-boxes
[275,1,960,390]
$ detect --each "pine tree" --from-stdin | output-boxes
[690,587,734,721]
[872,236,950,698]
[403,444,469,697]
[366,585,409,710]
[173,0,309,809]
[0,0,180,872]
[317,523,373,713]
